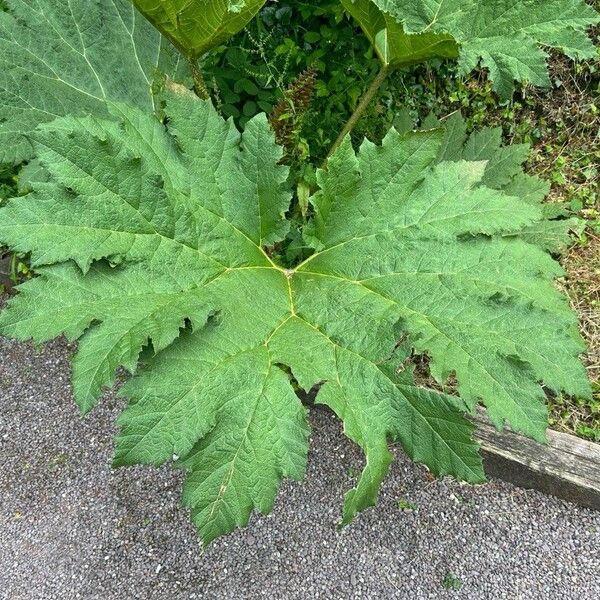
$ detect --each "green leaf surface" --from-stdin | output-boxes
[0,94,589,543]
[432,112,580,252]
[131,0,267,58]
[345,0,599,96]
[0,0,186,164]
[340,0,458,68]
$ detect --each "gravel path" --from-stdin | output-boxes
[1,337,599,600]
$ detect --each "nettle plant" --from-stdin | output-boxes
[0,0,598,544]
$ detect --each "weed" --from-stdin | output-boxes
[397,498,417,511]
[442,573,463,591]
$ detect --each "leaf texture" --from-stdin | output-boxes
[0,92,590,543]
[430,112,583,252]
[131,0,267,58]
[0,0,186,164]
[346,0,599,96]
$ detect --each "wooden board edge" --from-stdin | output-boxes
[472,410,600,510]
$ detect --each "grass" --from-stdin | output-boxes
[557,235,600,440]
[442,573,463,591]
[397,498,417,511]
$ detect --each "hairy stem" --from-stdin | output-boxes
[188,58,209,100]
[9,252,17,285]
[325,66,390,162]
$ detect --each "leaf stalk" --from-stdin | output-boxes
[325,65,390,162]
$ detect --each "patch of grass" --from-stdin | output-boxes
[345,465,361,479]
[48,452,69,471]
[555,234,600,441]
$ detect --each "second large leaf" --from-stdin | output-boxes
[344,0,599,97]
[341,0,458,68]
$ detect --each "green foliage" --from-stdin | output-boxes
[351,0,599,97]
[202,0,380,159]
[0,0,186,164]
[0,87,590,541]
[397,498,416,511]
[131,0,267,58]
[0,164,31,289]
[551,393,600,442]
[0,164,17,202]
[201,1,599,161]
[0,0,596,545]
[442,573,463,591]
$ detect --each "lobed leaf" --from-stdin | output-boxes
[0,91,590,542]
[344,0,599,97]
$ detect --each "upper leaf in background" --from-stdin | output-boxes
[131,0,267,58]
[0,0,186,164]
[341,0,459,68]
[343,0,600,97]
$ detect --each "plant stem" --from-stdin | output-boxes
[188,57,209,100]
[9,252,17,285]
[325,65,390,162]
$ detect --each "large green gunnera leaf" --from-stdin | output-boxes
[0,90,589,543]
[343,0,599,97]
[0,0,186,164]
[131,0,267,58]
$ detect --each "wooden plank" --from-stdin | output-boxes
[472,409,600,510]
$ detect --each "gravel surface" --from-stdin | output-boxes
[1,337,599,600]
